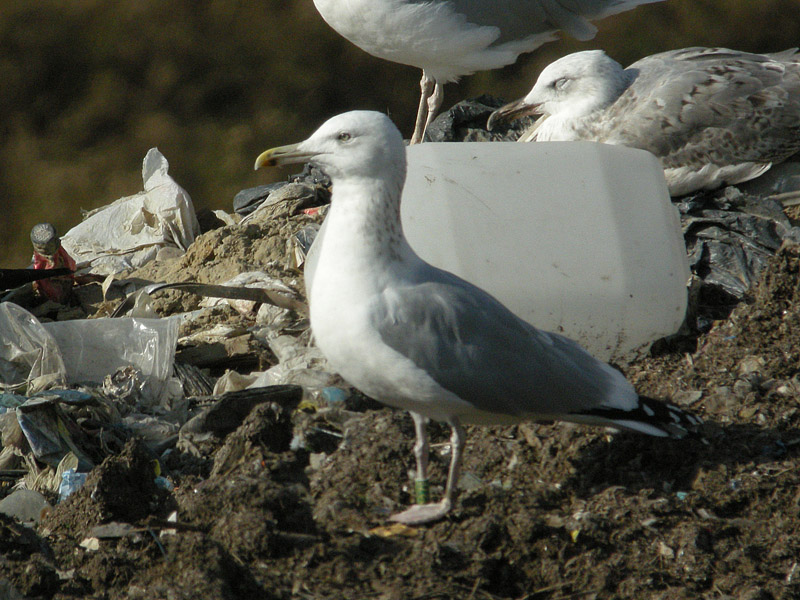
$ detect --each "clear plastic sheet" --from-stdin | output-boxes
[0,302,66,393]
[42,316,180,405]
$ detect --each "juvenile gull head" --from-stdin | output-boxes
[489,50,634,129]
[256,110,702,525]
[490,47,800,196]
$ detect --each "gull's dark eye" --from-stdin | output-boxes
[551,77,569,91]
[337,132,352,142]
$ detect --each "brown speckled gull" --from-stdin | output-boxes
[489,47,800,196]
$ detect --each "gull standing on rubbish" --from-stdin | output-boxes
[254,110,701,525]
[488,47,800,196]
[312,0,665,144]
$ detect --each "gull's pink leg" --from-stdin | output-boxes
[410,71,436,144]
[411,411,430,483]
[420,81,444,141]
[390,417,465,525]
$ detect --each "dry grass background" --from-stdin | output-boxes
[1,0,798,266]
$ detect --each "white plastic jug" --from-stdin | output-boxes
[307,141,688,361]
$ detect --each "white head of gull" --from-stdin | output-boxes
[489,47,800,196]
[312,0,664,144]
[255,110,701,525]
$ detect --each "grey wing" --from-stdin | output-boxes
[429,0,664,44]
[600,47,800,166]
[372,269,637,419]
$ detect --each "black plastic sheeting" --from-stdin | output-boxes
[234,163,331,216]
[679,188,800,299]
[424,95,530,143]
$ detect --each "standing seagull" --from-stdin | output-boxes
[488,47,800,196]
[255,110,701,525]
[312,0,665,144]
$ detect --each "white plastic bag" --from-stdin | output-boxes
[60,148,200,275]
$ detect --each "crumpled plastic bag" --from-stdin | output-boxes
[678,188,800,300]
[199,271,301,317]
[424,95,533,143]
[60,148,200,275]
[248,334,338,390]
[42,316,180,406]
[739,159,800,196]
[0,305,180,403]
[16,394,96,469]
[233,163,331,216]
[0,302,66,393]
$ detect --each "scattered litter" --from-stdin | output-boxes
[179,385,302,438]
[787,562,798,585]
[111,278,306,318]
[0,393,26,413]
[198,271,303,316]
[737,355,766,376]
[120,414,180,455]
[369,523,419,538]
[160,511,179,538]
[16,396,95,469]
[171,362,215,397]
[318,386,349,405]
[240,183,319,226]
[153,476,173,491]
[289,224,321,269]
[89,521,136,539]
[79,537,100,551]
[250,334,338,393]
[678,187,800,303]
[658,541,675,559]
[212,369,259,395]
[233,183,282,216]
[458,472,483,492]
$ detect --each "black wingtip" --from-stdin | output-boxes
[577,395,703,439]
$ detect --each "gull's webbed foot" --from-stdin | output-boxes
[388,499,452,525]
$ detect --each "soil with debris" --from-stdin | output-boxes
[4,188,800,599]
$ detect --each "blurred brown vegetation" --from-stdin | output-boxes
[1,0,798,266]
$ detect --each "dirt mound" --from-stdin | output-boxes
[4,235,800,597]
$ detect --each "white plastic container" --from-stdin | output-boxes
[308,141,689,361]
